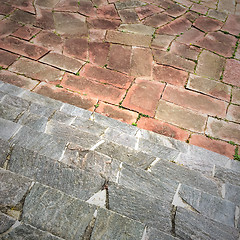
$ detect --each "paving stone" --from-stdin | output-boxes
[88,18,121,30]
[0,138,11,168]
[175,207,239,240]
[89,42,110,66]
[0,168,32,208]
[206,117,240,145]
[11,25,40,41]
[106,30,152,47]
[0,118,21,141]
[0,102,24,122]
[35,8,55,30]
[0,212,16,234]
[189,134,235,159]
[223,59,240,87]
[194,16,223,32]
[9,58,63,83]
[0,50,18,68]
[9,0,35,14]
[130,47,153,77]
[0,3,14,15]
[151,35,175,50]
[1,223,65,240]
[156,100,207,133]
[226,159,240,173]
[227,104,240,123]
[28,103,56,118]
[81,64,133,89]
[40,52,84,74]
[50,111,75,125]
[95,141,155,169]
[63,37,88,61]
[10,125,66,160]
[96,102,138,124]
[54,0,79,11]
[61,73,125,104]
[97,4,119,19]
[164,2,187,17]
[108,183,172,233]
[143,13,173,27]
[22,183,97,240]
[0,37,48,60]
[176,27,205,45]
[118,9,139,23]
[232,87,240,105]
[196,32,237,58]
[145,227,179,240]
[60,103,92,119]
[162,84,227,118]
[122,78,165,117]
[207,9,227,21]
[53,12,88,37]
[91,207,145,240]
[78,0,96,17]
[184,10,199,22]
[9,146,105,201]
[115,0,146,10]
[153,64,188,87]
[170,41,200,60]
[153,50,195,72]
[190,3,209,14]
[1,94,30,109]
[135,4,163,20]
[10,9,36,25]
[157,16,191,35]
[138,117,189,141]
[178,184,236,227]
[0,82,26,96]
[119,23,154,35]
[187,74,231,101]
[196,50,225,80]
[108,44,132,74]
[218,0,235,14]
[35,0,60,8]
[222,183,240,206]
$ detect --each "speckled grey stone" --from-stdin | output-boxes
[60,103,92,119]
[0,118,21,141]
[29,102,56,118]
[0,212,16,234]
[0,82,25,96]
[0,103,23,122]
[1,94,30,110]
[145,227,180,240]
[50,111,75,125]
[0,138,11,168]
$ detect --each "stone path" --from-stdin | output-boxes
[0,0,240,159]
[0,81,240,239]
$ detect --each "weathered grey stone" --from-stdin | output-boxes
[138,138,179,160]
[10,125,66,160]
[1,223,64,240]
[60,103,92,119]
[95,141,155,169]
[225,160,240,173]
[46,120,100,149]
[0,212,16,234]
[0,168,32,208]
[119,163,178,202]
[145,227,179,240]
[214,165,240,187]
[50,111,75,124]
[178,184,236,227]
[22,183,97,240]
[150,159,219,196]
[175,207,239,240]
[119,24,155,35]
[0,138,11,168]
[223,183,240,206]
[0,118,21,141]
[115,0,146,9]
[61,148,119,182]
[1,94,30,110]
[0,103,23,122]
[17,111,48,132]
[0,91,6,101]
[29,102,56,118]
[9,146,105,201]
[0,82,26,96]
[71,117,107,136]
[91,208,145,240]
[108,183,172,233]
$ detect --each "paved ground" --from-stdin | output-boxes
[0,0,240,159]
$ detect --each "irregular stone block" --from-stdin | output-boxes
[91,208,145,240]
[60,103,92,119]
[22,183,97,240]
[29,102,56,118]
[1,94,30,110]
[0,138,11,167]
[0,82,26,96]
[50,111,76,125]
[9,146,105,201]
[0,118,21,141]
[222,183,240,206]
[0,103,23,122]
[0,212,16,234]
[145,227,179,240]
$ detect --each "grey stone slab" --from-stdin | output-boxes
[0,82,26,96]
[0,103,23,122]
[115,0,146,9]
[61,147,119,182]
[95,141,155,169]
[225,159,240,173]
[10,125,66,160]
[103,128,137,149]
[60,103,92,119]
[0,168,32,208]
[119,24,155,35]
[175,207,239,240]
[17,111,48,132]
[108,183,172,233]
[178,184,236,227]
[0,118,21,141]
[46,120,100,150]
[71,117,107,136]
[138,138,179,160]
[145,227,179,240]
[0,138,11,168]
[93,112,138,136]
[0,212,16,234]
[214,165,240,187]
[150,159,220,196]
[22,183,97,240]
[50,111,75,125]
[91,208,145,240]
[1,94,30,110]
[223,183,240,206]
[0,223,65,240]
[9,146,105,201]
[29,102,56,118]
[119,163,178,202]
[0,91,6,101]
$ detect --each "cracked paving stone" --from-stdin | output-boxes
[0,102,24,122]
[0,212,16,234]
[0,138,11,168]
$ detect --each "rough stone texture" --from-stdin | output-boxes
[22,183,97,240]
[227,104,240,123]
[0,102,24,122]
[151,35,175,51]
[0,50,18,68]
[223,59,240,87]
[10,8,36,25]
[0,138,11,168]
[0,118,21,141]
[222,15,240,36]
[145,227,179,240]
[208,9,227,21]
[89,42,109,66]
[143,13,172,28]
[232,88,240,105]
[223,183,240,206]
[176,27,205,45]
[119,24,155,35]
[118,9,139,23]
[0,212,16,234]
[193,16,223,32]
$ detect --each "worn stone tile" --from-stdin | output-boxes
[0,138,11,168]
[10,9,36,25]
[11,25,40,40]
[0,118,21,141]
[143,13,173,27]
[1,93,30,109]
[226,104,240,123]
[89,42,109,66]
[0,49,19,68]
[0,212,16,234]
[151,35,175,50]
[115,0,146,10]
[78,0,96,17]
[0,3,15,15]
[0,81,26,96]
[97,4,120,19]
[89,29,106,42]
[135,4,163,20]
[119,23,154,35]
[194,16,223,32]
[223,183,240,206]
[223,59,240,87]
[9,58,63,83]
[54,0,79,11]
[164,2,187,17]
[60,103,92,119]
[0,102,24,122]
[10,0,35,14]
[208,9,227,21]
[35,8,55,30]
[190,3,209,14]
[35,0,60,8]
[145,227,179,240]
[88,18,121,30]
[218,0,235,14]
[232,87,240,105]
[176,27,205,45]
[118,9,139,23]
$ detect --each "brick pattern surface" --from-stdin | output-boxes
[0,0,240,159]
